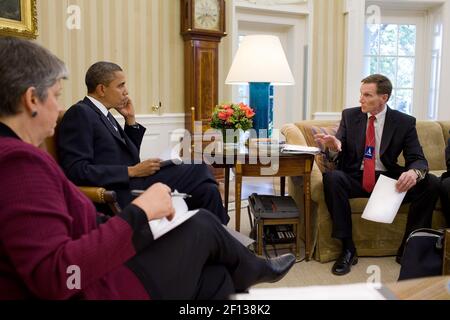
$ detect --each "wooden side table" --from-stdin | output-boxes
[234,153,314,260]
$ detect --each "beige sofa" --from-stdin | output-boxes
[281,120,449,262]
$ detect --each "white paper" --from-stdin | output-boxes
[281,144,321,155]
[148,197,198,240]
[232,283,387,300]
[362,175,407,224]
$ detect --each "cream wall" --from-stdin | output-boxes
[36,0,184,114]
[35,0,347,118]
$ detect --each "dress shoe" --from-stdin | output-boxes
[331,249,358,276]
[256,253,296,284]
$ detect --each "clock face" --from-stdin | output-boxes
[194,0,221,31]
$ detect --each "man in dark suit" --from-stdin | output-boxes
[440,135,450,225]
[315,74,440,275]
[57,61,229,224]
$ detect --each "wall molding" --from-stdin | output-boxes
[312,112,342,121]
[116,113,186,159]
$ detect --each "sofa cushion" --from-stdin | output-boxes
[415,122,447,170]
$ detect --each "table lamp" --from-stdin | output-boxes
[225,35,295,137]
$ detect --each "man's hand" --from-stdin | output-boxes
[132,183,175,221]
[396,169,418,193]
[128,158,162,178]
[116,97,136,125]
[314,133,342,152]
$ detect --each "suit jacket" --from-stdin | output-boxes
[57,97,146,189]
[0,124,149,299]
[335,106,428,178]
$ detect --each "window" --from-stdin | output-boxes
[428,18,443,120]
[364,23,417,115]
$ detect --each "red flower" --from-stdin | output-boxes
[245,108,255,118]
[218,111,229,121]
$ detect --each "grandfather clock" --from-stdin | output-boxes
[181,0,227,135]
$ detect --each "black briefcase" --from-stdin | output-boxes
[398,228,445,281]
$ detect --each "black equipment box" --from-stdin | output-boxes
[248,193,299,219]
[264,225,296,244]
[248,193,300,247]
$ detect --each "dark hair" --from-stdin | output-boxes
[0,37,68,117]
[85,62,123,94]
[361,74,393,100]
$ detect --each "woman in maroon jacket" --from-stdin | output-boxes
[0,37,295,300]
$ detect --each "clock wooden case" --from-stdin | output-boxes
[181,0,227,134]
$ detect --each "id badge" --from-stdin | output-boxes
[364,146,375,159]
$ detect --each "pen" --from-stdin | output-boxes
[131,190,192,199]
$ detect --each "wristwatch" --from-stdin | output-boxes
[413,168,426,182]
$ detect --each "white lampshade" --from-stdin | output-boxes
[225,35,295,86]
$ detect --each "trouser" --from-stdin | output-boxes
[323,170,440,250]
[126,209,270,300]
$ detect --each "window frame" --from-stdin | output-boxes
[363,11,427,118]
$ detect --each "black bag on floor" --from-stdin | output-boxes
[398,228,444,281]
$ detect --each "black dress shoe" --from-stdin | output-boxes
[256,253,296,284]
[395,255,402,265]
[331,249,358,276]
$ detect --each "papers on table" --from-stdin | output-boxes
[232,283,387,300]
[362,174,407,224]
[281,144,321,155]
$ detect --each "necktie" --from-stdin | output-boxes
[106,112,118,132]
[362,115,376,193]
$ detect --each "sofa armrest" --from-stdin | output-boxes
[282,123,324,203]
[281,124,307,145]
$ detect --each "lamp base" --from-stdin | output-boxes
[249,82,273,138]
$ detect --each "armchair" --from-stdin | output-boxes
[40,112,121,215]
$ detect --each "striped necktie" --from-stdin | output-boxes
[106,112,118,132]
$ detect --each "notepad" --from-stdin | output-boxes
[148,197,198,240]
[148,197,255,247]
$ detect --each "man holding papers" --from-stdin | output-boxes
[315,74,440,275]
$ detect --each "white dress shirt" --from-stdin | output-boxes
[360,106,387,172]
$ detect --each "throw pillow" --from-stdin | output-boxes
[302,124,339,173]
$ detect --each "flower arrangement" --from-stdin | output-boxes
[210,102,255,131]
